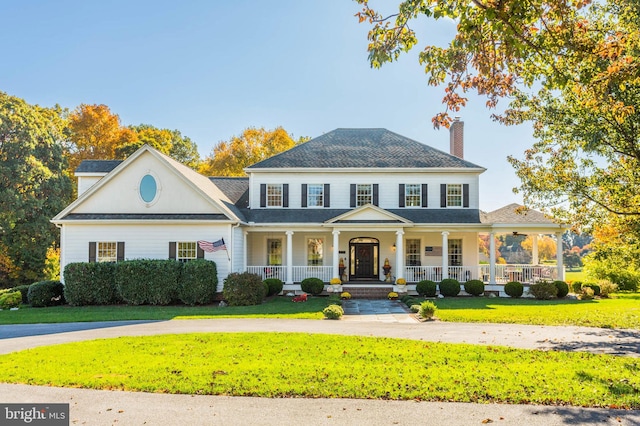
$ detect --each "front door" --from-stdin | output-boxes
[349,237,379,280]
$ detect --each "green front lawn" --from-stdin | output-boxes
[1,333,638,408]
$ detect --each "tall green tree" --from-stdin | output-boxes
[199,127,305,176]
[0,92,72,287]
[116,124,201,168]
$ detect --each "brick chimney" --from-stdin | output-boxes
[449,116,464,159]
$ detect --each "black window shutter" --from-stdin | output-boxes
[373,184,379,206]
[463,184,470,208]
[399,184,405,207]
[440,184,447,207]
[350,184,356,208]
[88,242,96,263]
[422,184,428,207]
[169,242,177,260]
[197,245,205,259]
[260,184,266,207]
[301,184,307,207]
[324,184,330,207]
[117,242,125,262]
[283,184,289,207]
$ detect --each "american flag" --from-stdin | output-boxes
[198,238,227,253]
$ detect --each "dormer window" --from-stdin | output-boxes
[267,184,283,207]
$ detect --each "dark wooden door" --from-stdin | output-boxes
[351,243,378,280]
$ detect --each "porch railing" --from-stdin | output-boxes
[405,266,480,283]
[245,266,332,282]
[492,264,558,284]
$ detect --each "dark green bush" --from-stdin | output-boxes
[28,280,65,308]
[264,278,284,297]
[327,294,342,306]
[400,295,412,303]
[553,280,569,298]
[416,280,437,297]
[63,262,119,306]
[582,283,601,296]
[300,277,324,295]
[10,285,30,304]
[323,304,344,319]
[439,278,461,297]
[504,281,523,298]
[0,291,21,309]
[116,259,182,305]
[464,279,485,296]
[223,272,265,306]
[571,281,583,294]
[179,259,218,305]
[528,280,558,300]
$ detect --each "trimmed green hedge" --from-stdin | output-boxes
[10,285,30,305]
[439,278,461,297]
[464,279,485,296]
[300,277,324,295]
[116,259,182,305]
[64,262,119,306]
[416,280,437,297]
[0,291,21,309]
[504,281,523,298]
[179,259,218,305]
[223,272,265,306]
[28,280,65,308]
[264,278,284,297]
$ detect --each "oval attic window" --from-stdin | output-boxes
[140,174,157,203]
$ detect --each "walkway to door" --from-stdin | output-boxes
[341,299,417,323]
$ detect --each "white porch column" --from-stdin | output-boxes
[243,231,248,272]
[441,231,449,280]
[332,230,340,279]
[395,229,405,281]
[285,231,294,284]
[489,232,496,284]
[555,232,564,281]
[532,234,539,265]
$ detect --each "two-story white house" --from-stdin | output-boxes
[52,121,567,296]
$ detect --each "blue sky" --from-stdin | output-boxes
[2,0,536,211]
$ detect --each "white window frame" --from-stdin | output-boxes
[307,184,324,208]
[267,184,283,207]
[447,184,463,207]
[405,184,421,207]
[356,184,372,207]
[177,241,197,263]
[307,237,324,266]
[97,242,117,263]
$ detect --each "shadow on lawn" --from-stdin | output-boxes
[0,320,162,339]
[538,328,640,358]
[433,297,596,310]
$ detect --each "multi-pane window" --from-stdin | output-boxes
[307,184,324,207]
[447,184,462,207]
[448,239,462,266]
[97,242,117,262]
[307,238,324,265]
[405,184,421,207]
[177,242,197,262]
[267,184,283,207]
[267,239,282,265]
[356,184,372,207]
[406,239,421,266]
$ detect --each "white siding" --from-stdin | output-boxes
[61,223,231,291]
[77,176,104,197]
[249,171,481,210]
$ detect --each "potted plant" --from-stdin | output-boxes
[330,277,342,292]
[396,278,406,287]
[382,258,392,282]
[340,291,351,300]
[387,291,398,300]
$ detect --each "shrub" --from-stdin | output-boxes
[115,259,182,305]
[439,278,461,297]
[0,291,21,309]
[63,262,119,306]
[327,294,342,305]
[405,298,420,308]
[571,281,583,294]
[27,280,65,308]
[340,292,351,300]
[504,281,524,298]
[10,285,30,304]
[223,272,265,306]
[582,283,601,296]
[553,280,569,298]
[300,277,324,295]
[528,280,558,300]
[410,304,421,313]
[323,304,344,319]
[598,280,618,298]
[400,295,411,303]
[464,279,485,296]
[580,287,595,300]
[263,278,284,297]
[387,291,399,299]
[416,280,437,297]
[179,259,218,305]
[419,300,437,319]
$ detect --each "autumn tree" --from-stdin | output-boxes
[117,125,201,168]
[199,127,304,176]
[0,92,72,287]
[521,235,557,261]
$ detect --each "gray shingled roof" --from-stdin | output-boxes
[241,209,482,224]
[247,128,484,169]
[209,177,249,206]
[482,203,557,224]
[75,160,123,173]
